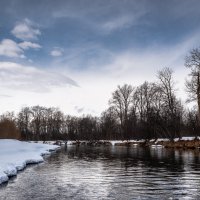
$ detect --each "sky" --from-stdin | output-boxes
[0,0,200,116]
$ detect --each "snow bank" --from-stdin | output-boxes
[151,145,163,148]
[0,139,60,185]
[174,137,197,141]
[109,140,138,146]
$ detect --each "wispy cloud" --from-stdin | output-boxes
[0,62,78,93]
[18,41,41,50]
[100,15,134,33]
[11,18,41,41]
[51,43,114,71]
[52,0,149,34]
[99,9,148,34]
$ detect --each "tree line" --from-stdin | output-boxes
[1,48,200,141]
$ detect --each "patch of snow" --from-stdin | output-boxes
[0,139,59,185]
[176,137,196,141]
[151,145,163,148]
[156,138,170,142]
[109,141,119,146]
[109,140,138,145]
[65,140,75,145]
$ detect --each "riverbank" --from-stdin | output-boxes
[1,138,199,186]
[66,137,200,149]
[0,139,60,185]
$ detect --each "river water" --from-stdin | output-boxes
[1,145,200,200]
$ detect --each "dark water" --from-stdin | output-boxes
[1,146,200,200]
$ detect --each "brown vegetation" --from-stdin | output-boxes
[163,139,200,149]
[0,119,21,139]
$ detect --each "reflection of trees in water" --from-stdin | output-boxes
[192,150,200,168]
[43,146,200,200]
[61,146,200,173]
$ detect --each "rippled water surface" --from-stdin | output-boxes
[1,146,200,200]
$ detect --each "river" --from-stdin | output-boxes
[1,145,200,200]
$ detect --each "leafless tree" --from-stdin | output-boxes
[157,67,182,140]
[185,108,199,138]
[17,107,32,140]
[109,84,134,140]
[30,106,47,140]
[185,48,200,127]
[100,106,119,140]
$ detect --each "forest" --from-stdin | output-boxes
[1,48,200,141]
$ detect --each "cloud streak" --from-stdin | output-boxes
[0,62,78,93]
[52,0,149,34]
[18,41,41,50]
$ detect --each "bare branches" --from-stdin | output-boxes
[185,48,200,69]
[109,84,134,140]
[185,48,200,125]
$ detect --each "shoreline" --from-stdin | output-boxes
[0,140,60,185]
[65,137,200,149]
[1,138,199,185]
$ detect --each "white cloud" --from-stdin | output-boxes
[18,41,42,50]
[50,48,64,57]
[0,39,42,58]
[0,62,78,93]
[11,19,41,41]
[0,39,24,58]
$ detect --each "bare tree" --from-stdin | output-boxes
[185,108,199,138]
[157,67,182,140]
[185,48,200,126]
[157,68,175,113]
[100,107,119,140]
[31,106,46,140]
[65,115,79,140]
[17,107,32,140]
[134,82,161,140]
[109,84,134,140]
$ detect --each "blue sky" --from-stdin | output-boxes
[0,0,200,115]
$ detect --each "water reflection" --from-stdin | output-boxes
[1,146,200,199]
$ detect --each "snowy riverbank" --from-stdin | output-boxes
[65,137,200,149]
[0,139,60,185]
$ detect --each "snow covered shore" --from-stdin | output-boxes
[0,139,60,185]
[66,137,200,148]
